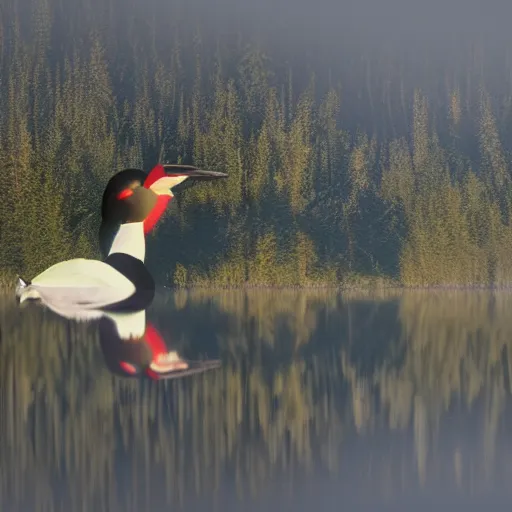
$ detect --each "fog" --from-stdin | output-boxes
[179,0,510,52]
[117,0,512,106]
[10,0,507,100]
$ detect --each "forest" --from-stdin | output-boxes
[1,0,512,287]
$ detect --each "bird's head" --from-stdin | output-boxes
[101,164,227,221]
[99,164,227,257]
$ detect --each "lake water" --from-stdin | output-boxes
[1,288,511,511]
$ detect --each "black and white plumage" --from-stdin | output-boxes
[15,163,227,313]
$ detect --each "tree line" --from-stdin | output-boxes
[1,0,512,287]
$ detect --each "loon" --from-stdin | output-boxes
[15,163,227,312]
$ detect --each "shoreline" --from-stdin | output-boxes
[164,282,512,292]
[3,273,512,293]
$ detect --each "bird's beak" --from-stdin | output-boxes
[161,166,228,194]
[141,164,228,196]
[162,165,228,181]
[145,359,222,380]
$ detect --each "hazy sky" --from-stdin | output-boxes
[166,0,512,76]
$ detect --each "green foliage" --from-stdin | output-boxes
[1,0,512,288]
[173,263,188,288]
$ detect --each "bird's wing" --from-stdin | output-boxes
[28,258,136,309]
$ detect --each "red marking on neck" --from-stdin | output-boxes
[146,368,160,380]
[143,195,171,234]
[144,323,167,357]
[117,188,134,200]
[144,164,166,189]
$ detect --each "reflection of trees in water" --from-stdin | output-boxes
[0,290,512,510]
[344,291,512,490]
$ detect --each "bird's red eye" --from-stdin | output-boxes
[117,188,134,200]
[119,361,138,374]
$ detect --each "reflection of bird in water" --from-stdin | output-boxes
[15,164,227,314]
[98,308,221,380]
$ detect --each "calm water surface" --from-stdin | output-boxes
[1,289,511,511]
